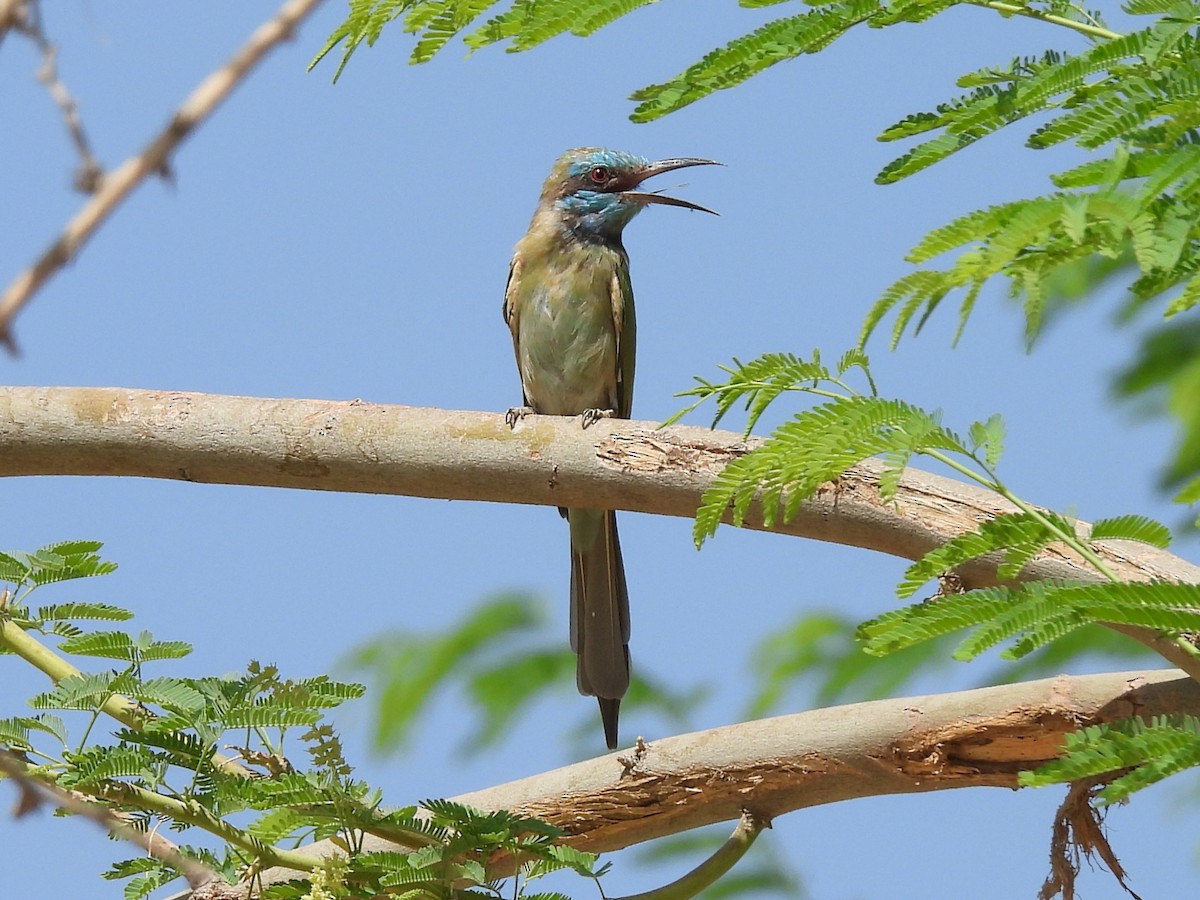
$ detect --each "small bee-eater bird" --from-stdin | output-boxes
[503,148,719,749]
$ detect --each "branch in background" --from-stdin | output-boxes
[0,0,26,45]
[0,0,326,352]
[8,1,103,197]
[613,809,766,900]
[0,748,218,890]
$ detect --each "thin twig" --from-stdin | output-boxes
[0,0,326,352]
[12,1,104,194]
[0,748,219,889]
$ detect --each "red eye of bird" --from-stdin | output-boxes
[589,165,610,184]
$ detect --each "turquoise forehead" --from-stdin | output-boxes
[566,149,647,176]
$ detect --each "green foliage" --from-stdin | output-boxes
[253,800,602,899]
[678,351,1006,546]
[2,546,619,900]
[1114,317,1200,493]
[346,592,544,750]
[0,539,116,589]
[56,630,192,664]
[859,579,1200,660]
[746,611,963,714]
[851,6,1200,496]
[630,1,885,123]
[1022,715,1200,804]
[897,509,1081,597]
[676,350,1189,809]
[311,0,667,78]
[746,610,1153,718]
[1088,513,1173,547]
[695,393,967,542]
[348,592,703,754]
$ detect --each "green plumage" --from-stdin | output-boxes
[504,148,718,748]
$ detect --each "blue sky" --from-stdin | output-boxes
[2,2,1196,897]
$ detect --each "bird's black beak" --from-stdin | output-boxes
[620,157,722,215]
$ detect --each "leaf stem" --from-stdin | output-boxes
[611,809,766,900]
[92,778,322,873]
[972,1,1122,41]
[920,447,1128,579]
[0,615,146,730]
[0,615,250,777]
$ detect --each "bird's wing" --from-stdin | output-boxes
[611,259,636,419]
[502,256,521,337]
[502,256,532,406]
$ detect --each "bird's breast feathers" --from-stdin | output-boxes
[508,239,630,416]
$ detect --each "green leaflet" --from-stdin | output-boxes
[1089,513,1172,547]
[694,394,969,544]
[1022,715,1200,805]
[860,580,1200,660]
[631,0,883,122]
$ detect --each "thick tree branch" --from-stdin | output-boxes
[189,669,1194,899]
[0,0,325,349]
[1,387,1196,594]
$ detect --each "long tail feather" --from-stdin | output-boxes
[569,508,630,749]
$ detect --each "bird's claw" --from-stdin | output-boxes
[581,408,614,429]
[505,406,534,429]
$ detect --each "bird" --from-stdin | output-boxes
[502,148,719,749]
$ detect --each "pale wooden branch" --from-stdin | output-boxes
[0,0,325,349]
[172,669,1194,899]
[0,748,217,889]
[1,386,1196,595]
[4,384,1199,680]
[5,386,1198,895]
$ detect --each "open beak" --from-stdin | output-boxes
[621,157,722,215]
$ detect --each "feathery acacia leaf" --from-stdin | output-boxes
[0,541,117,587]
[0,714,68,751]
[860,9,1200,356]
[861,580,1200,659]
[61,745,160,787]
[630,3,883,122]
[1022,715,1200,804]
[57,630,192,663]
[1089,514,1172,547]
[30,672,122,710]
[694,395,968,544]
[896,511,1071,598]
[673,352,832,433]
[968,413,1006,468]
[1164,271,1200,316]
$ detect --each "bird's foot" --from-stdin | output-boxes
[581,408,614,429]
[505,406,534,429]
